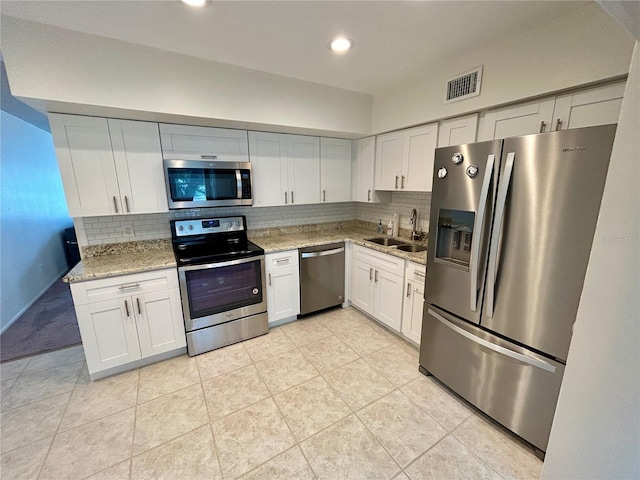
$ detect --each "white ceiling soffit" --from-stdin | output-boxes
[0,0,589,95]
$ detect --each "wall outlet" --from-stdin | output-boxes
[122,223,135,238]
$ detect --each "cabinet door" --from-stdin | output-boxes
[373,270,404,332]
[402,123,438,192]
[50,114,120,217]
[287,135,321,205]
[551,82,625,131]
[478,98,555,141]
[135,288,186,358]
[159,124,249,161]
[75,298,141,374]
[248,131,289,207]
[320,138,352,203]
[375,131,403,190]
[350,259,375,315]
[355,137,376,203]
[266,265,301,324]
[402,282,424,345]
[108,119,168,214]
[438,114,479,147]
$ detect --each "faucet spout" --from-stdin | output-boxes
[410,208,423,241]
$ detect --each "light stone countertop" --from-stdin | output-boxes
[64,227,427,284]
[250,227,427,265]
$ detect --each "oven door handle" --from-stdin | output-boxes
[178,254,265,271]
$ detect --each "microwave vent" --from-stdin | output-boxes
[445,66,483,103]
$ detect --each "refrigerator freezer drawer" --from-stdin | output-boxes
[420,304,565,452]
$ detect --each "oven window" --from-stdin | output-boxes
[185,260,263,319]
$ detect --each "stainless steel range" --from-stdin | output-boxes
[170,215,267,356]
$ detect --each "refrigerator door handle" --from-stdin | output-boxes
[469,154,495,312]
[428,308,556,373]
[487,152,515,318]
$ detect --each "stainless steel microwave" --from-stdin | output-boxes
[163,159,253,209]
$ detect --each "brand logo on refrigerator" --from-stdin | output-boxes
[562,146,587,152]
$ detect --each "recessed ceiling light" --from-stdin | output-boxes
[330,37,353,53]
[180,0,210,7]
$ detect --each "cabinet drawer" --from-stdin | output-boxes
[405,261,427,284]
[266,250,299,269]
[353,244,405,276]
[71,269,179,305]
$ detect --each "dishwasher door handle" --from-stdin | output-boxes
[301,247,345,258]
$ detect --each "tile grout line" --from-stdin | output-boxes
[127,368,142,479]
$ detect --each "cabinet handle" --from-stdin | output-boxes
[268,273,272,286]
[414,270,426,278]
[113,196,119,213]
[407,282,412,298]
[401,176,405,189]
[201,155,218,159]
[284,191,288,204]
[367,189,371,201]
[124,196,130,213]
[374,270,379,283]
[124,300,130,317]
[323,190,326,202]
[555,119,562,131]
[369,268,373,281]
[118,283,141,290]
[275,258,290,264]
[291,191,294,204]
[539,121,546,133]
[395,176,399,189]
[136,298,142,315]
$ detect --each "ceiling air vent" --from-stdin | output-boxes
[445,66,483,103]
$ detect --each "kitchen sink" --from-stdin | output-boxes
[364,237,406,247]
[396,244,427,253]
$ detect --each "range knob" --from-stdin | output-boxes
[178,226,184,231]
[437,167,448,179]
[189,225,194,230]
[452,153,464,164]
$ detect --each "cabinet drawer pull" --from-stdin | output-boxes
[395,176,399,189]
[275,258,290,264]
[268,273,272,286]
[124,300,130,317]
[369,268,373,281]
[367,189,371,201]
[374,270,379,283]
[136,298,142,315]
[414,270,426,278]
[201,155,218,159]
[124,195,130,213]
[401,176,405,189]
[113,196,119,213]
[118,283,141,290]
[407,282,411,297]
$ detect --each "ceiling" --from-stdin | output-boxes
[0,0,590,95]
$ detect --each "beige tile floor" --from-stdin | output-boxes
[0,307,543,480]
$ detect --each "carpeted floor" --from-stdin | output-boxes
[0,278,81,363]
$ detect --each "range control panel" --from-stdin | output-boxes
[173,216,245,236]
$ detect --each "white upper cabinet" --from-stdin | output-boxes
[320,138,352,203]
[159,123,249,161]
[375,123,438,192]
[248,131,320,207]
[50,114,167,217]
[354,136,379,203]
[478,98,556,141]
[108,119,168,215]
[437,113,479,147]
[478,81,626,140]
[551,82,625,131]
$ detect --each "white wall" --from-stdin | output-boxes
[372,3,634,133]
[0,16,372,138]
[542,40,640,479]
[0,111,72,332]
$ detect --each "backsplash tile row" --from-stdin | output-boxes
[74,192,432,249]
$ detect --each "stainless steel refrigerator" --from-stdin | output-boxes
[419,124,617,455]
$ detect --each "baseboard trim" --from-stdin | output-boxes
[1,269,68,335]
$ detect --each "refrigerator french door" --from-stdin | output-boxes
[420,124,617,454]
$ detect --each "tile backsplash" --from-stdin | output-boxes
[74,192,431,249]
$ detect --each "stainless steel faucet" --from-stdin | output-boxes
[410,209,419,240]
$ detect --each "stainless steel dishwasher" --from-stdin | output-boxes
[299,242,345,315]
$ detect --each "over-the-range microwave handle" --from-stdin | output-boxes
[428,308,556,373]
[486,152,516,318]
[469,154,495,312]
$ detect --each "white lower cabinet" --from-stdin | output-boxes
[402,261,426,345]
[265,250,300,325]
[70,269,186,379]
[350,244,404,332]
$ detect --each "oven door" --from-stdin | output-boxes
[178,256,266,332]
